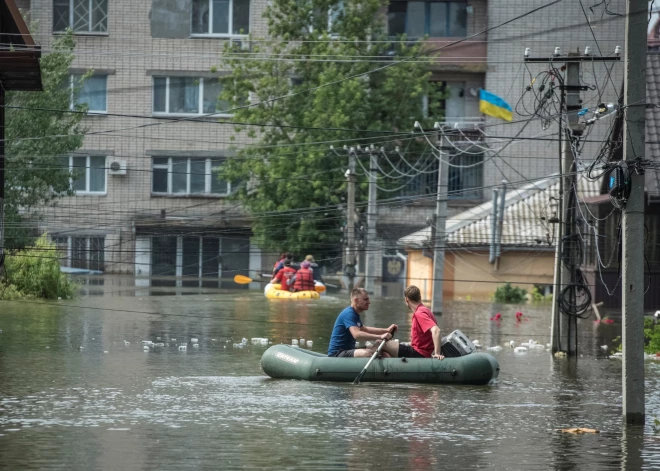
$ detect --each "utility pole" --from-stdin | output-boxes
[0,87,5,276]
[525,50,619,355]
[622,0,646,425]
[364,147,378,295]
[345,148,357,291]
[431,128,449,315]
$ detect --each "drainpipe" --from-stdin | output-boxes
[489,189,499,264]
[494,180,507,270]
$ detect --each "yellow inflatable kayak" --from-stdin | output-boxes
[264,283,321,300]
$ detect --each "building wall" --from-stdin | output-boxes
[406,247,554,301]
[484,0,625,190]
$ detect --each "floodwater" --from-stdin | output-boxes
[1,277,660,470]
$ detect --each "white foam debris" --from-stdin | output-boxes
[260,338,268,345]
[192,344,199,348]
[156,337,162,341]
[143,346,149,352]
[171,338,177,341]
[103,351,108,354]
[507,341,515,348]
[242,338,248,345]
[154,343,165,347]
[191,338,199,344]
[78,346,84,351]
[306,340,313,348]
[487,346,502,352]
[123,340,130,346]
[514,346,528,354]
[600,345,608,350]
[142,341,153,346]
[472,340,481,347]
[211,338,217,342]
[178,345,187,351]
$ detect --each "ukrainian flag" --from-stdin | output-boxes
[479,89,513,122]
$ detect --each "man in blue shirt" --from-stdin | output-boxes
[327,287,397,357]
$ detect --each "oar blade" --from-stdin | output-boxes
[315,284,327,293]
[234,274,254,284]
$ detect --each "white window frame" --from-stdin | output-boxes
[190,0,250,38]
[64,155,107,195]
[70,74,108,114]
[152,77,231,117]
[54,0,108,34]
[53,235,105,271]
[151,157,230,196]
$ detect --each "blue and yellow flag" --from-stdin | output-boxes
[479,89,513,122]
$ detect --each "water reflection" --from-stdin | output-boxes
[1,282,660,469]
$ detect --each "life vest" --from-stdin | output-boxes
[293,268,315,292]
[275,267,296,290]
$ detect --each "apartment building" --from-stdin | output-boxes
[23,0,270,285]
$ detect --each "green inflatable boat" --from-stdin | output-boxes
[261,344,499,385]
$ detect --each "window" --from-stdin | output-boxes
[388,1,467,38]
[153,77,229,116]
[53,236,105,271]
[152,157,230,196]
[423,81,466,121]
[59,155,107,194]
[447,153,482,199]
[191,0,250,36]
[71,74,108,113]
[53,0,108,33]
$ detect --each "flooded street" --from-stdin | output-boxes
[1,280,660,469]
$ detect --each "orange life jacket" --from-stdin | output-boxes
[293,268,315,292]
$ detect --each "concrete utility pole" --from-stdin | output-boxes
[345,149,357,291]
[364,147,378,295]
[0,88,4,276]
[525,50,619,354]
[622,0,647,425]
[431,129,449,315]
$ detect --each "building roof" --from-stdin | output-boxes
[0,0,41,91]
[398,175,601,249]
[647,53,660,165]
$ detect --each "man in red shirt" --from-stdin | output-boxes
[380,285,444,360]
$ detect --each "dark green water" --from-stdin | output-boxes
[1,282,659,469]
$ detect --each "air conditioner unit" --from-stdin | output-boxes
[108,159,127,176]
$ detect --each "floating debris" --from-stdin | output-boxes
[142,341,153,346]
[306,340,313,348]
[514,347,528,354]
[191,338,199,344]
[143,346,150,352]
[559,427,599,434]
[178,345,187,351]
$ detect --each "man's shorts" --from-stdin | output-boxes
[396,343,428,358]
[328,348,369,357]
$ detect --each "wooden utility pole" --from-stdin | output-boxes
[364,148,378,295]
[622,0,646,425]
[431,130,449,315]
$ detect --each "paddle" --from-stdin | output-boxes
[233,274,327,293]
[353,332,394,385]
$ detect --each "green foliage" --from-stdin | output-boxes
[493,283,527,304]
[531,286,551,302]
[0,234,77,300]
[217,0,444,255]
[4,30,87,249]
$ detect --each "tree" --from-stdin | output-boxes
[218,0,443,257]
[4,31,87,249]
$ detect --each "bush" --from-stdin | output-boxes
[1,234,77,300]
[493,283,527,303]
[531,286,551,302]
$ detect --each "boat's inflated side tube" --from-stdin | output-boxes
[261,344,499,385]
[264,283,321,300]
